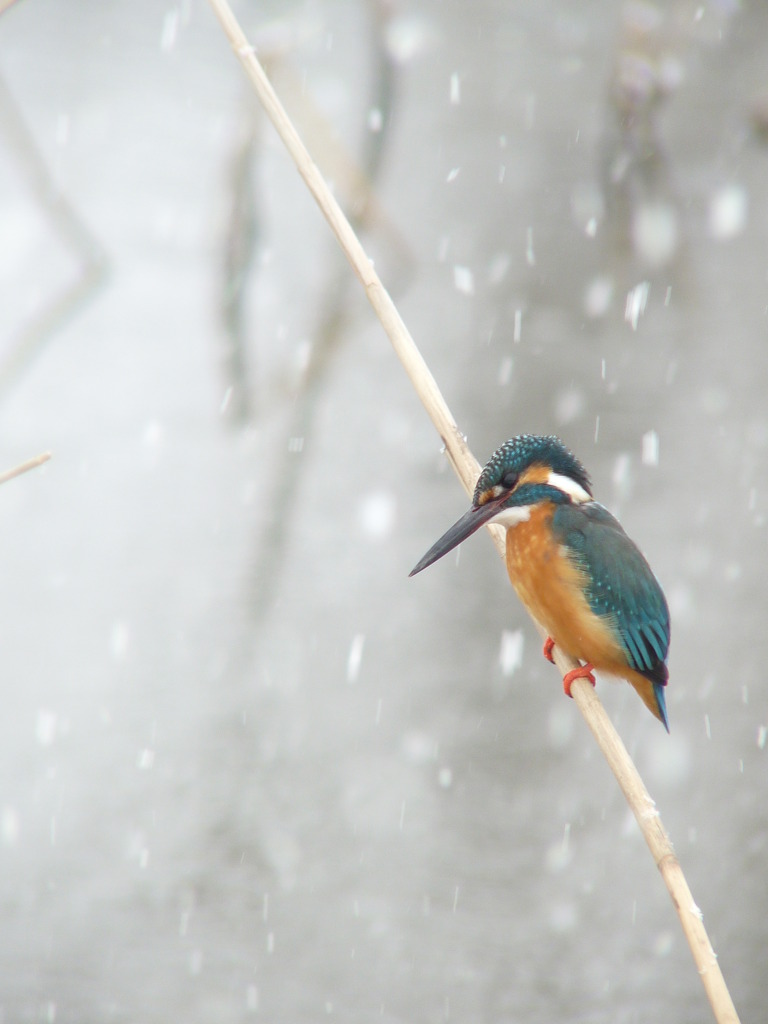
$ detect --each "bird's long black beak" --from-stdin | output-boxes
[409,500,502,577]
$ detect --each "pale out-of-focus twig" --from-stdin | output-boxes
[0,452,50,487]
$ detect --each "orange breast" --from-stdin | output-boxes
[504,505,624,671]
[505,505,666,724]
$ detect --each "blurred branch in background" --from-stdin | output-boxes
[598,0,740,283]
[216,3,414,621]
[0,76,107,394]
[219,106,259,423]
[206,1,741,1021]
[217,3,412,428]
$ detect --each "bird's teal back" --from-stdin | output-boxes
[552,501,670,727]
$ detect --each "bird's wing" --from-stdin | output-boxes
[552,502,670,678]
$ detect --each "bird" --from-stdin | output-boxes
[409,434,670,729]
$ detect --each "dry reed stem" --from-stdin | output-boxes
[0,0,23,17]
[0,452,50,486]
[205,4,741,1021]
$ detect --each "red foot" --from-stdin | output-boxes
[562,663,596,698]
[542,636,556,663]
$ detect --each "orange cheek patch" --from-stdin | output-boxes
[518,463,551,486]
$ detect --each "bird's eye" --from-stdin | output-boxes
[500,470,518,490]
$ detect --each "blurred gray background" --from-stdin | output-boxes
[0,1,766,1021]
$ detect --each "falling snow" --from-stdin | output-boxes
[497,355,513,385]
[450,71,461,104]
[1,807,19,847]
[513,308,522,341]
[384,14,434,62]
[631,202,680,268]
[488,252,511,285]
[346,633,365,683]
[358,490,396,541]
[453,265,475,295]
[584,275,613,318]
[160,9,179,51]
[499,629,524,676]
[625,281,650,330]
[708,184,748,240]
[36,709,58,746]
[642,430,660,466]
[2,3,765,1021]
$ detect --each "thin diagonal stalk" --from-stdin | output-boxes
[0,452,50,486]
[204,4,741,1021]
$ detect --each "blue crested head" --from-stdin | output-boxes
[473,434,592,505]
[410,434,592,577]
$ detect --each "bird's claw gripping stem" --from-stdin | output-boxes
[562,664,596,698]
[543,636,556,663]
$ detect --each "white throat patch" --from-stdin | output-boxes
[547,471,591,504]
[489,505,531,528]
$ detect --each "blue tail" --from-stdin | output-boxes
[653,681,670,733]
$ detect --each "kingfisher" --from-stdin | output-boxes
[410,434,670,729]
